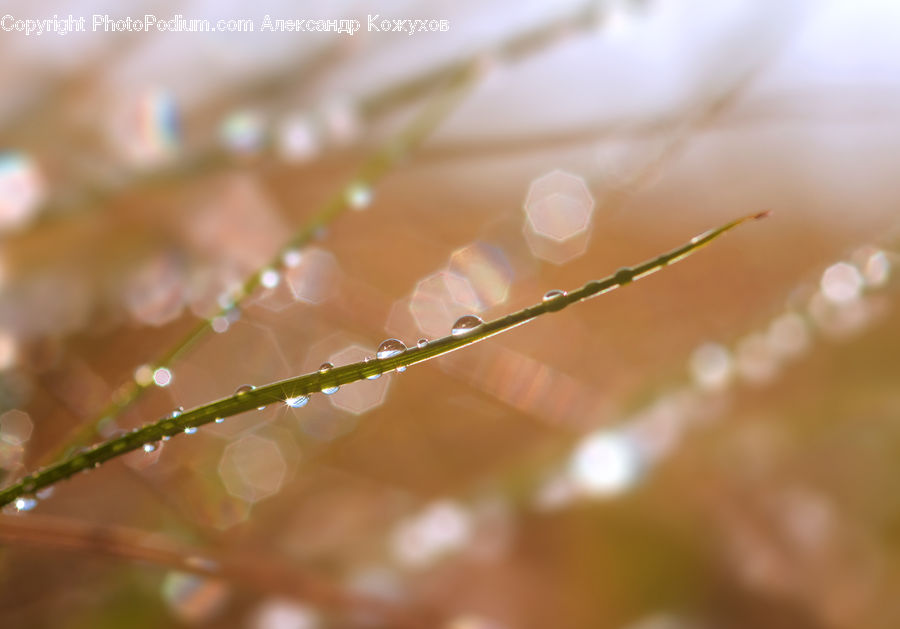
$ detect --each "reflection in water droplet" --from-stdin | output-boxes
[451,314,484,336]
[364,356,381,380]
[285,395,309,408]
[376,338,407,359]
[543,289,566,302]
[234,384,255,396]
[14,497,37,511]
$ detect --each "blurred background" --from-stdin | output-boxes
[1,0,899,627]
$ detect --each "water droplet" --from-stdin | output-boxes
[14,497,37,512]
[318,362,338,393]
[184,427,197,435]
[161,435,171,442]
[285,395,309,408]
[364,356,381,380]
[376,338,407,360]
[451,315,484,336]
[417,338,428,348]
[542,289,568,312]
[234,384,255,396]
[170,407,184,418]
[257,405,266,411]
[143,442,160,453]
[214,417,225,424]
[543,289,567,302]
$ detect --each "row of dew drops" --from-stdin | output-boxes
[10,294,571,512]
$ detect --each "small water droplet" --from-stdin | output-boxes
[234,384,255,396]
[143,442,159,453]
[14,497,37,512]
[364,356,381,380]
[170,407,184,418]
[214,417,225,424]
[451,314,484,336]
[184,427,197,435]
[257,405,266,411]
[542,289,568,312]
[161,435,171,442]
[417,338,428,348]
[322,383,339,394]
[543,289,567,302]
[285,395,310,408]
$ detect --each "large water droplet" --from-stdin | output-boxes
[14,497,37,512]
[451,315,484,336]
[377,338,406,359]
[285,395,309,408]
[364,356,381,380]
[234,384,255,396]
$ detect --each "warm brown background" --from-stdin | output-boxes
[1,1,899,628]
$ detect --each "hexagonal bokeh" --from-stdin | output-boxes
[523,170,595,264]
[284,247,340,305]
[218,434,288,503]
[0,409,33,445]
[327,344,391,415]
[448,242,514,310]
[408,270,482,339]
[122,252,186,327]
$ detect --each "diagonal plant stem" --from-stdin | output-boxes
[41,65,477,466]
[41,1,608,466]
[3,212,770,508]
